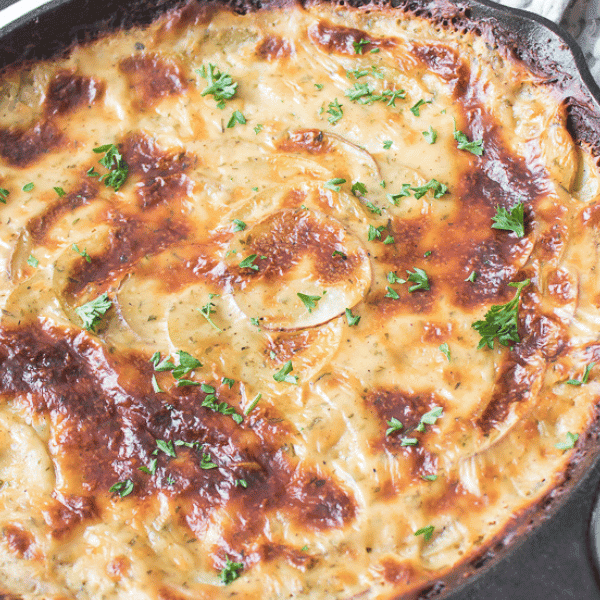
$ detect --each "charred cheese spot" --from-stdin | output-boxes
[308,20,393,55]
[2,525,36,560]
[277,129,332,155]
[256,36,293,60]
[119,54,188,109]
[0,120,63,167]
[44,71,105,116]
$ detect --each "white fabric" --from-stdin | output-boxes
[494,0,570,23]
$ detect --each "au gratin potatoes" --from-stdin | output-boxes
[1,1,600,598]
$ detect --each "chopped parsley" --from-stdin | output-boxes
[22,182,34,192]
[151,374,164,393]
[465,271,477,283]
[176,379,200,387]
[139,458,157,475]
[385,286,400,300]
[245,393,262,414]
[75,292,112,333]
[422,126,437,144]
[314,83,323,90]
[383,235,395,245]
[199,295,222,331]
[415,525,435,541]
[555,431,579,451]
[332,250,347,259]
[222,377,235,389]
[239,254,259,271]
[353,38,370,54]
[219,557,243,584]
[92,144,129,191]
[72,243,91,263]
[439,343,450,361]
[453,122,484,156]
[202,392,243,424]
[172,350,202,379]
[345,83,405,106]
[232,219,247,232]
[254,124,263,134]
[235,478,248,488]
[411,179,447,199]
[387,185,412,205]
[387,271,405,284]
[54,186,66,197]
[347,68,369,79]
[351,181,367,196]
[345,308,361,326]
[109,479,134,497]
[297,292,321,313]
[327,99,344,125]
[383,140,393,149]
[324,178,346,192]
[416,406,444,432]
[155,439,176,458]
[368,224,385,241]
[27,255,39,268]
[386,417,403,436]
[406,267,430,292]
[491,202,525,237]
[400,437,418,446]
[410,99,432,116]
[566,362,596,386]
[250,317,260,327]
[422,474,438,481]
[198,63,237,104]
[200,452,218,470]
[472,278,530,349]
[0,188,9,203]
[273,360,298,384]
[227,110,246,128]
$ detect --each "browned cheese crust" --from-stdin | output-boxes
[0,2,599,599]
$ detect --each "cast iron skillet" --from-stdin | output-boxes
[1,0,600,598]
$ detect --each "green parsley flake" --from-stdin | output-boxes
[387,185,412,205]
[453,121,484,155]
[297,292,321,313]
[332,250,347,259]
[235,478,248,488]
[465,271,477,283]
[410,99,432,116]
[273,360,298,384]
[245,393,262,414]
[72,243,91,263]
[383,235,395,245]
[172,350,202,379]
[415,525,435,541]
[351,181,367,196]
[324,178,346,192]
[27,255,39,268]
[566,362,596,386]
[439,343,450,361]
[555,432,579,451]
[400,437,418,446]
[219,557,243,585]
[416,406,444,432]
[345,308,361,326]
[422,474,438,481]
[239,254,259,271]
[222,377,235,389]
[327,99,343,125]
[227,110,246,128]
[92,144,129,191]
[109,479,134,498]
[472,279,530,349]
[54,186,66,197]
[411,179,447,199]
[156,439,177,458]
[314,83,323,90]
[22,182,34,192]
[254,124,263,134]
[353,38,370,54]
[199,296,222,331]
[200,452,218,470]
[368,224,385,241]
[383,140,393,149]
[139,458,157,475]
[365,201,382,215]
[491,202,525,237]
[422,126,437,144]
[75,292,112,333]
[151,374,165,393]
[386,417,403,436]
[385,286,400,300]
[232,219,246,231]
[0,188,9,203]
[406,267,430,292]
[197,63,237,103]
[387,271,406,284]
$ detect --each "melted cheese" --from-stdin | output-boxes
[0,2,599,599]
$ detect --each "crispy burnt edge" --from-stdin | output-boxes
[1,0,600,598]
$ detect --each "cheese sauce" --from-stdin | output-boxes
[0,2,599,599]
